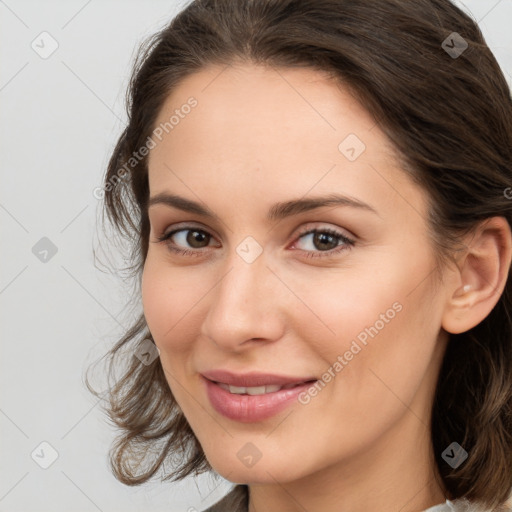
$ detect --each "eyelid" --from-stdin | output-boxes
[156,221,219,241]
[292,222,355,242]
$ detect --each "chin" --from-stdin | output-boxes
[206,452,311,485]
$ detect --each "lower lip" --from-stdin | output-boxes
[203,377,316,423]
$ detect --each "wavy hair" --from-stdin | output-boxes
[86,0,512,508]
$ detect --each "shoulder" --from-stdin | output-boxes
[201,485,249,512]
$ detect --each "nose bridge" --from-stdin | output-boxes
[200,246,284,348]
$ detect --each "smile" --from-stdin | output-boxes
[201,370,318,422]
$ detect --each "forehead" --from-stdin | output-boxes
[147,63,427,222]
[150,63,381,164]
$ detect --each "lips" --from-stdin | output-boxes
[201,369,318,422]
[201,369,317,388]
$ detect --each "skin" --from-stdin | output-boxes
[142,62,511,512]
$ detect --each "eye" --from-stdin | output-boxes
[291,226,355,259]
[154,224,355,259]
[155,226,219,257]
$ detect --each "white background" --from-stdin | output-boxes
[1,1,511,511]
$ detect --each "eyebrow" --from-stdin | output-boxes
[147,192,378,221]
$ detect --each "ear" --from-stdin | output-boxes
[441,216,512,335]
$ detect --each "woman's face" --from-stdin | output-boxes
[142,63,452,484]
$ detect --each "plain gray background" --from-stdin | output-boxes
[1,1,511,511]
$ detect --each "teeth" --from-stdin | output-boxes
[261,385,282,393]
[245,386,267,395]
[230,385,249,394]
[216,382,303,395]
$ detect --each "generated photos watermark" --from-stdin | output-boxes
[298,301,403,405]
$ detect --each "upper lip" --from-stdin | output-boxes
[201,370,317,387]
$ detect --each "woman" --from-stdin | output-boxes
[87,0,512,510]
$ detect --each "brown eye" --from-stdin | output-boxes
[156,227,218,256]
[293,227,355,258]
[311,232,339,251]
[156,225,354,260]
[185,229,210,248]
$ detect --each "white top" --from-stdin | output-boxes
[426,501,456,512]
[420,498,491,512]
[203,485,498,512]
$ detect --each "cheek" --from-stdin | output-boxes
[141,253,185,348]
[275,263,406,360]
[141,255,166,340]
[141,252,213,356]
[284,248,441,397]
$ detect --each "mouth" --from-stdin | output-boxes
[201,370,318,422]
[201,369,317,388]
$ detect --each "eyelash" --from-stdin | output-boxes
[155,225,355,259]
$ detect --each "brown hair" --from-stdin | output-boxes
[86,0,512,508]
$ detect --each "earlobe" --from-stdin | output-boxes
[441,217,512,335]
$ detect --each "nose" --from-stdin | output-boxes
[199,247,286,351]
